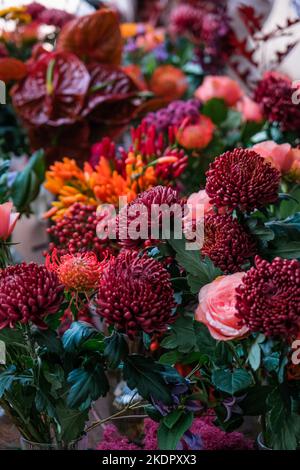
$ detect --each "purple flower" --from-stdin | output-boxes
[223,395,246,422]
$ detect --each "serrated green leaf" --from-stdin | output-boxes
[104,332,128,369]
[62,321,97,353]
[67,364,109,409]
[123,355,172,404]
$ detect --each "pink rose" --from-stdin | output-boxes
[177,115,215,150]
[0,202,20,241]
[252,140,294,173]
[183,190,212,242]
[236,96,263,123]
[195,76,243,106]
[187,190,213,218]
[195,273,249,341]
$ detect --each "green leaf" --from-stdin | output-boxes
[56,405,89,444]
[123,355,172,404]
[240,385,272,416]
[160,314,197,353]
[62,321,97,353]
[159,350,181,365]
[267,241,300,260]
[157,411,193,450]
[202,98,228,125]
[67,364,109,409]
[168,235,222,292]
[212,368,253,394]
[0,366,16,398]
[194,322,217,358]
[247,335,264,371]
[104,332,129,369]
[35,390,57,419]
[31,327,62,356]
[163,409,183,429]
[278,186,300,219]
[267,387,300,450]
[221,109,242,130]
[0,367,33,398]
[11,149,45,211]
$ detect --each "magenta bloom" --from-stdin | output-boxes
[235,256,300,338]
[206,148,280,213]
[95,251,176,338]
[254,71,300,132]
[0,263,64,329]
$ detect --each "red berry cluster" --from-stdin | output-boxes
[47,203,110,259]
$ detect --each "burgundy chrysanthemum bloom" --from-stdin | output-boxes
[235,256,300,338]
[46,203,110,259]
[95,251,176,338]
[0,263,64,329]
[116,186,182,248]
[170,4,204,38]
[254,71,300,132]
[202,214,257,273]
[205,148,280,212]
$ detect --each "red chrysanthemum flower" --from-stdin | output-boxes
[235,256,300,338]
[254,71,300,132]
[46,249,102,292]
[205,148,280,212]
[116,185,182,248]
[202,214,257,273]
[0,263,64,329]
[46,203,110,259]
[95,251,176,338]
[170,4,204,39]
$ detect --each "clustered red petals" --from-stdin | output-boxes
[235,256,300,338]
[46,249,102,292]
[205,148,280,212]
[254,72,300,132]
[0,263,64,329]
[95,251,176,338]
[47,203,110,259]
[202,214,257,273]
[116,185,181,248]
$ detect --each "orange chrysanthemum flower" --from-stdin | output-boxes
[46,249,102,293]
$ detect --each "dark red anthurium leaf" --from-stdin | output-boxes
[11,51,90,127]
[83,63,140,124]
[28,121,90,164]
[0,58,27,82]
[57,9,122,66]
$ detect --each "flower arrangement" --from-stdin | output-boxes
[1,0,300,453]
